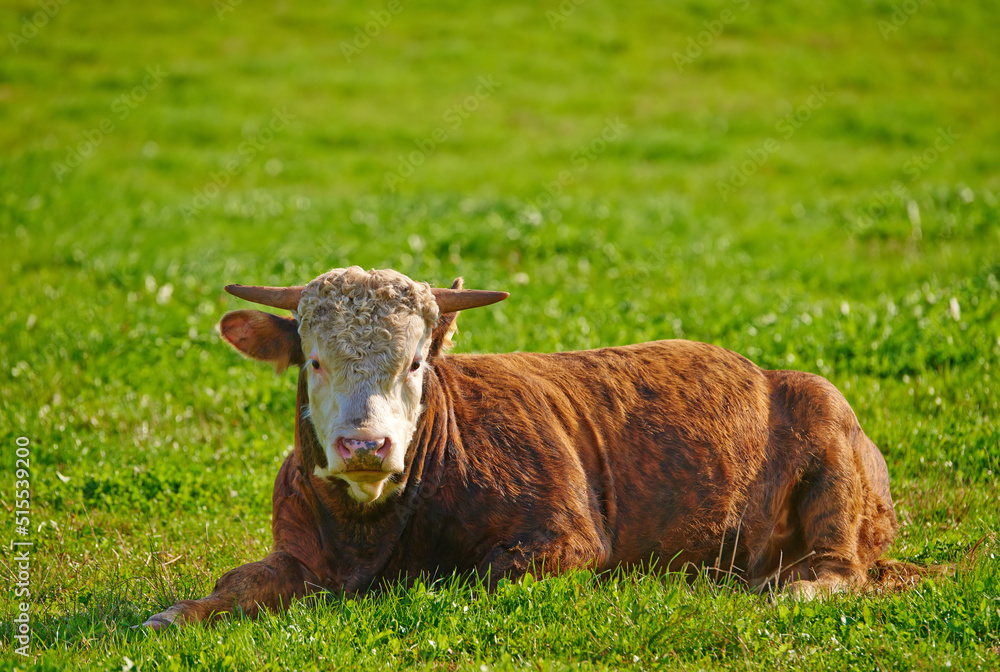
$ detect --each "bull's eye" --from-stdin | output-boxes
[409,360,420,372]
[311,360,321,370]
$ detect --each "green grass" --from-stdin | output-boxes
[2,0,999,669]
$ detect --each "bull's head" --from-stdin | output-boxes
[218,267,507,505]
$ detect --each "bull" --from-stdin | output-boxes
[143,266,911,628]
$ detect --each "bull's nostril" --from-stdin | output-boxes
[336,440,353,461]
[375,438,391,458]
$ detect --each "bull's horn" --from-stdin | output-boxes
[225,284,305,311]
[226,283,508,313]
[431,287,509,313]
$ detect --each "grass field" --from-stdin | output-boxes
[2,0,999,669]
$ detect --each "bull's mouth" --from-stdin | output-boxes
[336,470,400,504]
[312,445,401,504]
[341,469,394,483]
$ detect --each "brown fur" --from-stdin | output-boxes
[144,287,924,628]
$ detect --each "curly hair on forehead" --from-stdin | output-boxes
[295,267,439,377]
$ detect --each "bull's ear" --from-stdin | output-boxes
[429,277,462,359]
[219,310,304,374]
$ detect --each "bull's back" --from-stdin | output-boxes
[443,340,775,566]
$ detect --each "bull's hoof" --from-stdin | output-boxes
[136,605,185,630]
[782,577,851,600]
[783,580,824,600]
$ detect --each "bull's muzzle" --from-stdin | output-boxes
[330,437,399,503]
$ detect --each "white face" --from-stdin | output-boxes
[300,310,432,505]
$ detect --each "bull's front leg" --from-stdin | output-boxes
[142,550,322,629]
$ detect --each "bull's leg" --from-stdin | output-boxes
[784,430,897,599]
[143,550,321,628]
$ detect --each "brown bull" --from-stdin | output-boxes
[143,267,909,628]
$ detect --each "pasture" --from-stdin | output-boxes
[1,0,999,669]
